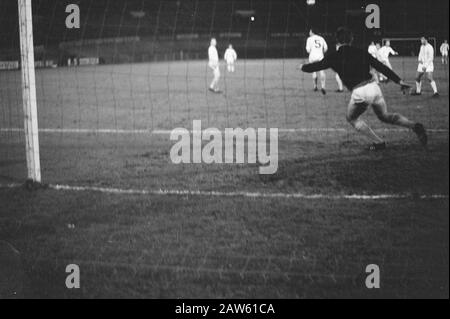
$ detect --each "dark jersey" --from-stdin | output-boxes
[302,45,401,91]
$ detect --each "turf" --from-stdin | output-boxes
[0,57,448,298]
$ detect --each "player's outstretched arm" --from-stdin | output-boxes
[390,48,399,56]
[300,58,330,73]
[369,55,401,84]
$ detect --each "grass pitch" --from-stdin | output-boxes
[0,58,448,298]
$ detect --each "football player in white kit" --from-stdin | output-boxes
[412,37,439,98]
[224,44,237,73]
[368,41,378,58]
[440,40,449,65]
[377,40,398,82]
[375,43,382,58]
[306,28,328,94]
[208,38,221,93]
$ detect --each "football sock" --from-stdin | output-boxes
[336,75,343,91]
[430,81,438,94]
[416,81,422,93]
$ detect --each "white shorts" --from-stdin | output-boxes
[442,53,448,57]
[417,63,434,73]
[209,64,220,77]
[309,56,324,64]
[350,82,384,106]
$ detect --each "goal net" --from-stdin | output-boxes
[0,0,448,187]
[0,0,448,299]
[382,38,437,57]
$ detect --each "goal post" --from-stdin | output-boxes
[382,37,437,57]
[18,0,41,183]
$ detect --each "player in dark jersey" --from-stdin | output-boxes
[300,27,428,150]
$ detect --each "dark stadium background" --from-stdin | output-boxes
[0,0,449,64]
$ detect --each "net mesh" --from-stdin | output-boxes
[0,0,448,189]
[0,0,449,299]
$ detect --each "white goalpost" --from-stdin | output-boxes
[18,0,41,183]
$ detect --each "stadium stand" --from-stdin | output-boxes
[0,0,449,64]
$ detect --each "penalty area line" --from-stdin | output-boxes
[0,183,448,201]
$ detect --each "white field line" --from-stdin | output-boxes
[0,183,448,201]
[0,127,449,135]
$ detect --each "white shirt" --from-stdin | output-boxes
[224,48,237,62]
[368,44,378,58]
[208,46,219,68]
[377,46,396,62]
[306,35,328,61]
[419,43,435,67]
[440,43,449,55]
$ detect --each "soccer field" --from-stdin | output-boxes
[0,57,449,298]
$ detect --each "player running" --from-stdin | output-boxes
[300,27,428,151]
[440,40,449,65]
[224,44,238,73]
[377,40,398,82]
[306,28,328,94]
[208,38,221,93]
[411,37,439,98]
